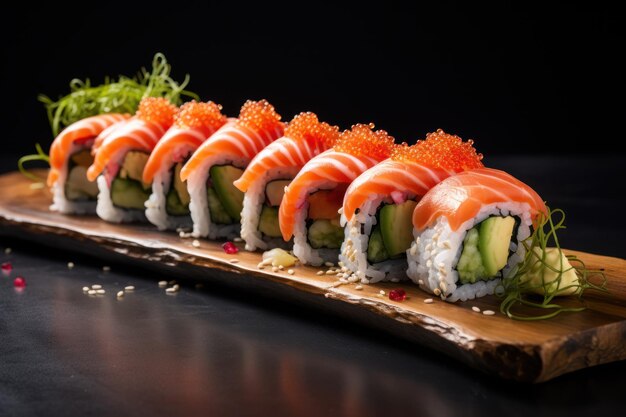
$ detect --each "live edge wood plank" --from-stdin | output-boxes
[1,170,625,383]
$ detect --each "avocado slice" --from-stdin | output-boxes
[110,177,151,210]
[119,151,150,188]
[379,200,418,258]
[457,227,487,284]
[210,165,244,221]
[258,206,282,237]
[166,189,190,216]
[172,162,190,207]
[207,186,234,224]
[308,219,344,249]
[265,180,290,207]
[479,216,516,276]
[367,226,389,263]
[65,165,99,201]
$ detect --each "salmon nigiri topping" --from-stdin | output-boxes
[238,99,283,132]
[174,100,227,130]
[391,129,484,169]
[334,123,395,159]
[136,97,178,127]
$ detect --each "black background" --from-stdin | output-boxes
[1,2,623,156]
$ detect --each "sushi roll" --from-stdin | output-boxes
[233,112,339,251]
[87,98,178,223]
[180,100,284,240]
[47,113,129,214]
[142,101,227,231]
[280,124,394,266]
[341,130,484,283]
[407,168,547,302]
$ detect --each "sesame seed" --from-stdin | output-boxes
[124,286,135,292]
[117,291,124,298]
[317,270,324,276]
[415,237,421,245]
[410,246,417,256]
[96,289,106,295]
[438,262,445,269]
[418,279,424,285]
[67,262,75,269]
[4,248,12,254]
[192,239,201,248]
[425,243,432,251]
[82,286,89,292]
[179,231,186,238]
[424,298,434,304]
[325,270,335,275]
[257,262,265,269]
[165,287,176,294]
[324,262,335,267]
[339,278,348,283]
[348,275,359,283]
[272,266,279,272]
[336,272,343,277]
[472,306,481,313]
[341,266,348,272]
[432,233,439,241]
[390,278,399,283]
[158,281,168,287]
[173,284,180,291]
[379,290,385,295]
[102,266,111,272]
[440,282,447,293]
[433,288,441,296]
[229,259,239,264]
[483,310,496,316]
[91,284,102,290]
[233,237,243,242]
[426,260,433,268]
[278,265,284,270]
[287,269,295,275]
[88,289,97,295]
[338,261,344,267]
[324,293,331,298]
[443,241,451,249]
[355,285,363,290]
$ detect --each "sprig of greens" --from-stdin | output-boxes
[39,53,199,136]
[18,143,49,183]
[498,208,608,320]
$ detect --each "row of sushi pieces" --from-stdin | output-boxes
[46,97,568,303]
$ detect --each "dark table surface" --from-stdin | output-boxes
[1,154,625,417]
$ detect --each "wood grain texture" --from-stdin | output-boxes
[1,170,625,382]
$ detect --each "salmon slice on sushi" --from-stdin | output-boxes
[279,124,394,266]
[180,100,284,240]
[47,113,130,214]
[87,98,178,223]
[142,101,227,231]
[341,130,484,284]
[233,112,339,251]
[407,168,547,302]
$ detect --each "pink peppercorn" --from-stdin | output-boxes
[389,288,407,302]
[14,276,26,288]
[222,242,239,254]
[1,262,12,276]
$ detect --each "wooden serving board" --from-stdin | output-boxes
[1,170,625,383]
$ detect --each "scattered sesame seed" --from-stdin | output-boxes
[91,284,102,290]
[379,290,385,295]
[287,269,295,275]
[317,271,324,276]
[102,266,111,272]
[483,310,496,316]
[67,262,75,269]
[4,248,12,254]
[348,275,359,283]
[325,270,335,275]
[233,237,243,242]
[165,287,176,294]
[341,266,348,272]
[271,266,279,272]
[324,293,331,298]
[418,279,424,285]
[338,261,344,267]
[124,286,135,292]
[229,259,239,264]
[158,281,168,287]
[192,239,201,248]
[339,278,348,283]
[443,241,451,249]
[96,289,106,295]
[88,289,97,295]
[117,291,124,298]
[179,231,186,238]
[424,298,434,304]
[410,246,417,256]
[472,306,481,313]
[278,265,284,270]
[390,278,399,283]
[173,284,180,291]
[433,288,442,296]
[257,262,265,269]
[426,260,433,268]
[324,262,334,267]
[355,285,363,290]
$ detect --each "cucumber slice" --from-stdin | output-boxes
[308,219,344,249]
[457,228,487,284]
[258,206,282,237]
[210,165,244,221]
[379,200,417,258]
[166,189,190,216]
[207,187,234,224]
[479,216,516,276]
[111,178,151,210]
[367,226,389,263]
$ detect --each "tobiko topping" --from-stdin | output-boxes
[136,97,178,127]
[334,123,395,160]
[238,99,282,133]
[284,112,339,149]
[174,100,227,130]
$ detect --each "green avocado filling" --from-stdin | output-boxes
[457,216,517,284]
[365,200,417,264]
[308,218,344,249]
[166,162,191,216]
[257,180,290,238]
[208,165,244,223]
[110,151,151,209]
[65,150,98,201]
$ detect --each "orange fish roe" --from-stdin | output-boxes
[391,129,484,170]
[174,100,227,130]
[136,97,178,127]
[284,112,339,148]
[238,99,282,132]
[334,123,395,159]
